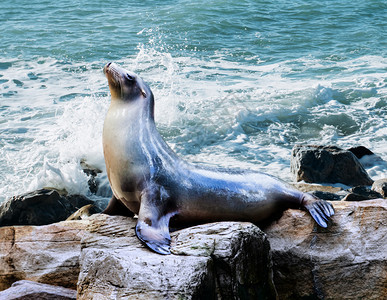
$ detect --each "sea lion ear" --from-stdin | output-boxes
[135,185,176,255]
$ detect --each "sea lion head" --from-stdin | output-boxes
[103,62,153,105]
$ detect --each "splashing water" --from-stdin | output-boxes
[1,0,386,203]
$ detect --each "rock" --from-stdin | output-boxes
[291,183,343,194]
[291,145,373,186]
[310,191,343,201]
[348,146,387,170]
[264,199,387,300]
[66,204,101,221]
[80,160,102,194]
[1,200,386,299]
[348,146,374,159]
[80,159,113,198]
[341,193,370,201]
[342,186,384,201]
[290,183,347,201]
[372,178,387,198]
[77,214,277,300]
[0,188,94,226]
[0,219,88,291]
[0,280,76,300]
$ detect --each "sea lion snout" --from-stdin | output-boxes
[104,63,152,102]
[103,62,112,74]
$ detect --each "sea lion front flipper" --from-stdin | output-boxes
[135,185,175,255]
[302,194,335,228]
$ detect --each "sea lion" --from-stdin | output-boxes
[102,62,334,255]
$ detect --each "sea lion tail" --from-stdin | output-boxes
[301,195,335,228]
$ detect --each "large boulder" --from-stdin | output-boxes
[290,145,373,186]
[0,189,96,226]
[77,215,276,300]
[0,219,88,291]
[264,199,387,300]
[0,280,76,300]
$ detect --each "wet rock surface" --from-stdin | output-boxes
[0,188,95,226]
[291,145,373,186]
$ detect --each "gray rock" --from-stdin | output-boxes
[80,160,102,194]
[372,178,387,198]
[1,200,386,299]
[0,280,76,300]
[0,280,77,300]
[80,160,113,197]
[342,186,383,201]
[264,199,387,300]
[291,145,373,186]
[0,220,87,291]
[0,188,94,226]
[342,193,370,201]
[347,146,375,159]
[77,215,277,300]
[310,190,343,201]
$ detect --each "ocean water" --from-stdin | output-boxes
[1,0,386,203]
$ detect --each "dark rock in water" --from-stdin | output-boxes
[80,160,102,194]
[291,145,373,186]
[348,146,374,159]
[372,178,387,198]
[311,190,344,201]
[342,193,370,201]
[348,147,387,170]
[80,160,113,197]
[0,280,76,300]
[0,188,94,226]
[348,186,383,199]
[343,186,384,201]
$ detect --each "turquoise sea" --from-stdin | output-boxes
[1,0,386,202]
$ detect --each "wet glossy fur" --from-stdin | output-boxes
[102,63,334,254]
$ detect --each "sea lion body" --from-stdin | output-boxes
[102,63,334,254]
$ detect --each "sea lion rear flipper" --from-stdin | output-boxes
[302,195,335,228]
[135,185,176,255]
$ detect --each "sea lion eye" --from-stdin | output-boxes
[126,73,134,81]
[141,89,147,97]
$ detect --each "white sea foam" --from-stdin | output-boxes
[1,51,386,203]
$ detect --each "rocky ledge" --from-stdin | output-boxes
[0,199,386,299]
[1,144,385,299]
